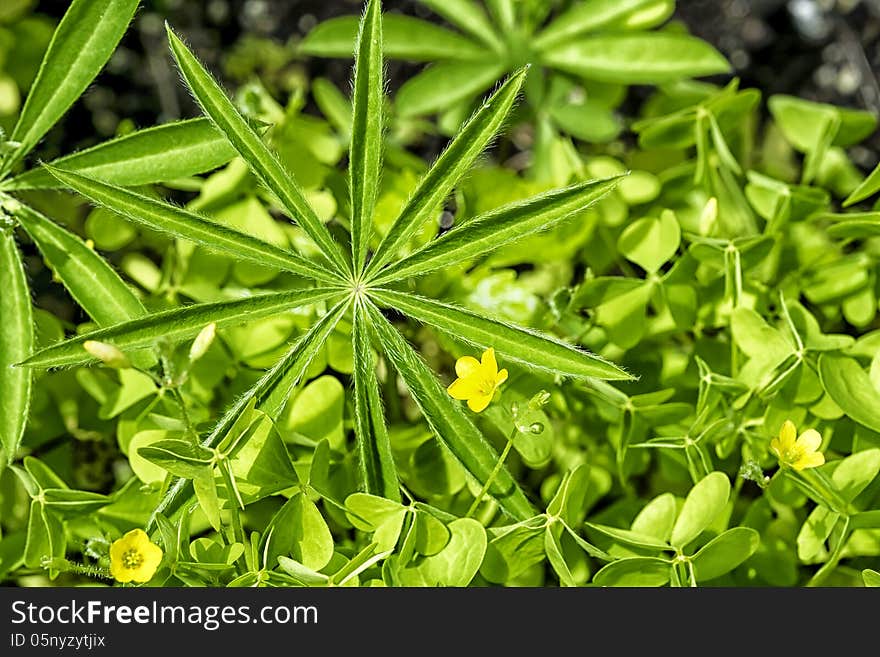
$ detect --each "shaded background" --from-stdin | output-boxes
[13,0,880,163]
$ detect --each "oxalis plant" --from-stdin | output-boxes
[301,0,728,178]
[14,0,628,572]
[4,1,880,589]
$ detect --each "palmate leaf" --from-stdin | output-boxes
[369,175,623,284]
[352,300,400,500]
[364,66,529,277]
[349,0,383,274]
[3,0,140,171]
[13,203,145,327]
[45,167,342,286]
[165,26,351,277]
[371,289,631,381]
[0,230,32,463]
[147,298,351,530]
[22,288,344,369]
[364,300,535,521]
[5,119,236,191]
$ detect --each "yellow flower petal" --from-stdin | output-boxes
[109,529,162,584]
[778,420,797,450]
[455,356,481,378]
[796,428,822,453]
[467,394,493,413]
[793,451,825,471]
[448,377,481,400]
[481,348,498,376]
[770,437,783,459]
[496,368,508,386]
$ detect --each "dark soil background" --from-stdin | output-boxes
[24,0,880,164]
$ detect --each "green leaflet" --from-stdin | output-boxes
[0,230,32,463]
[45,167,342,286]
[416,0,503,51]
[691,527,760,582]
[584,523,672,551]
[818,354,880,434]
[396,61,506,118]
[165,25,351,277]
[371,289,632,381]
[364,300,535,521]
[670,472,730,549]
[300,14,487,61]
[22,288,344,369]
[5,0,139,169]
[5,119,236,190]
[485,0,515,31]
[370,175,622,284]
[352,301,400,500]
[13,203,145,327]
[146,298,350,530]
[540,33,730,84]
[365,67,528,277]
[349,0,383,274]
[312,79,354,137]
[844,162,880,206]
[533,0,659,51]
[593,557,671,586]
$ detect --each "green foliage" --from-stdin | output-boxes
[301,0,728,179]
[3,0,880,589]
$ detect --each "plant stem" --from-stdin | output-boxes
[800,469,849,514]
[170,386,198,445]
[807,516,850,587]
[466,428,517,519]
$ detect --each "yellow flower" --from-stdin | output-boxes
[109,529,163,584]
[447,347,508,413]
[770,420,825,471]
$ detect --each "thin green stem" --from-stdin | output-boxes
[800,469,849,514]
[170,386,198,445]
[807,516,850,587]
[466,428,517,519]
[686,558,698,587]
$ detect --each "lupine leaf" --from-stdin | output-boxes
[352,300,400,500]
[6,119,236,190]
[45,167,342,285]
[534,0,659,51]
[147,298,350,530]
[22,288,344,369]
[365,67,528,277]
[300,14,487,61]
[371,176,622,284]
[166,25,350,275]
[541,33,730,84]
[14,203,145,327]
[371,289,631,381]
[0,229,32,463]
[350,0,383,273]
[6,0,139,167]
[365,300,535,521]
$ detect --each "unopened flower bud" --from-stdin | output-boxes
[188,322,216,363]
[83,340,130,369]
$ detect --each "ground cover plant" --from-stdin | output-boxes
[0,0,879,588]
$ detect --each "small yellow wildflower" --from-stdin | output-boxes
[770,420,825,471]
[447,347,508,413]
[109,529,163,584]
